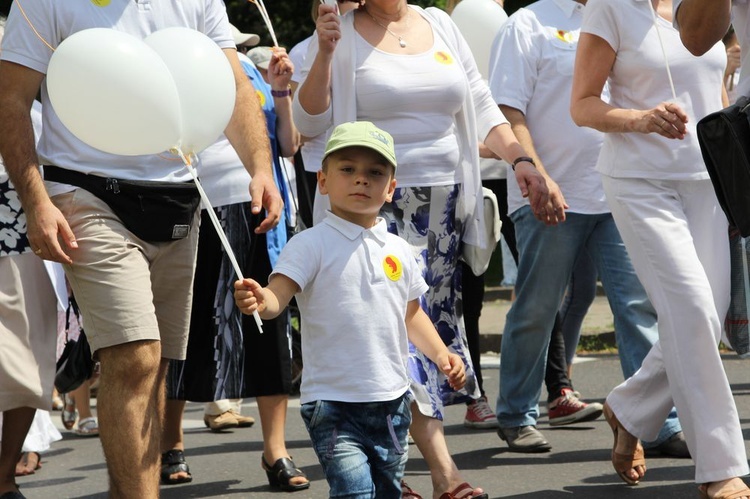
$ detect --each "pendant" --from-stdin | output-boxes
[399,37,407,48]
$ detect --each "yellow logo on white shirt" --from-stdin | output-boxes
[383,255,403,281]
[553,29,576,44]
[91,0,111,6]
[256,89,266,107]
[434,51,453,65]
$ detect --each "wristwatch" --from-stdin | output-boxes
[512,156,536,171]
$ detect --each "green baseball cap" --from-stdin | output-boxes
[323,121,397,168]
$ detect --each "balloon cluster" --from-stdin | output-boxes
[47,27,236,158]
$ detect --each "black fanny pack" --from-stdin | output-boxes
[44,165,201,242]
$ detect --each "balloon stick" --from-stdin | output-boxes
[175,148,264,334]
[248,0,278,47]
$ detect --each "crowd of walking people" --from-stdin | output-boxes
[0,0,749,497]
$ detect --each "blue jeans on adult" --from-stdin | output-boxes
[495,207,681,445]
[300,393,411,498]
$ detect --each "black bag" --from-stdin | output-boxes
[44,165,201,242]
[696,96,750,237]
[55,297,94,394]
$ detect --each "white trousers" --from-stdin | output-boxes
[602,176,748,483]
[204,399,242,416]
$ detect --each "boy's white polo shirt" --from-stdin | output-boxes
[272,212,428,405]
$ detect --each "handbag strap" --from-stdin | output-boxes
[647,0,678,101]
[64,296,84,341]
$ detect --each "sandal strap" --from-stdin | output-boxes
[439,482,474,499]
[161,449,187,466]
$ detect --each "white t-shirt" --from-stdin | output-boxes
[0,0,234,186]
[490,0,609,215]
[584,0,726,180]
[272,213,428,405]
[354,33,466,187]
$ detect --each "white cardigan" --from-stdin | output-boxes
[292,5,507,248]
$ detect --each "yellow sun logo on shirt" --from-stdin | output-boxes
[555,30,574,43]
[91,0,111,6]
[434,51,453,65]
[383,255,403,281]
[256,89,266,107]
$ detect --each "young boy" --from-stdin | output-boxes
[234,121,465,498]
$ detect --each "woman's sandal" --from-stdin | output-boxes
[438,482,489,499]
[61,394,77,431]
[74,417,99,438]
[14,452,41,476]
[698,482,750,498]
[160,449,193,485]
[261,455,310,492]
[401,480,423,499]
[603,403,646,485]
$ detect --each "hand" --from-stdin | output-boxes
[26,199,77,264]
[248,171,284,234]
[437,352,466,391]
[234,278,265,315]
[726,44,741,90]
[513,162,549,214]
[633,101,688,140]
[535,176,568,226]
[268,47,293,91]
[316,3,342,55]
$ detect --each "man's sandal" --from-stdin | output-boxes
[160,449,193,485]
[603,403,646,485]
[698,482,750,498]
[438,482,489,499]
[61,394,77,431]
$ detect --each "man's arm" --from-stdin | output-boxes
[0,61,77,263]
[222,48,283,234]
[675,0,731,55]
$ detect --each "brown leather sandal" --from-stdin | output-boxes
[603,403,646,485]
[698,482,750,498]
[261,455,310,492]
[438,482,489,499]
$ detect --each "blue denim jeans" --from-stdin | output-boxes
[495,207,681,445]
[300,393,411,498]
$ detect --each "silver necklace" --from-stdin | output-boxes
[365,8,410,48]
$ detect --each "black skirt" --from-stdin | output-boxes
[167,203,292,402]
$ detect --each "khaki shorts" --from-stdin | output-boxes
[52,188,199,360]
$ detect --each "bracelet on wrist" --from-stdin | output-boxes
[512,156,536,171]
[271,87,292,98]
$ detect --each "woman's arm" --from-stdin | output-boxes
[570,33,687,140]
[267,47,300,157]
[674,0,731,56]
[296,4,339,117]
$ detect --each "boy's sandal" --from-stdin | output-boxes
[438,482,489,499]
[160,449,193,485]
[261,455,310,492]
[74,417,99,437]
[14,452,41,476]
[698,483,750,499]
[603,403,645,485]
[401,480,423,499]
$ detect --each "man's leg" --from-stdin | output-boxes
[97,340,164,499]
[0,407,35,495]
[495,207,582,448]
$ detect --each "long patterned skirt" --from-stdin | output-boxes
[381,185,481,420]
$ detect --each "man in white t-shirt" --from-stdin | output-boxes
[0,1,281,496]
[489,0,687,457]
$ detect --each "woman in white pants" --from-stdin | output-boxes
[570,0,749,497]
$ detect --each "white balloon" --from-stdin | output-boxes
[451,0,508,80]
[47,28,182,156]
[145,27,236,156]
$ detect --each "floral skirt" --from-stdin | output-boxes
[381,185,480,420]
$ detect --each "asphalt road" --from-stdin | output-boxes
[17,353,750,498]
